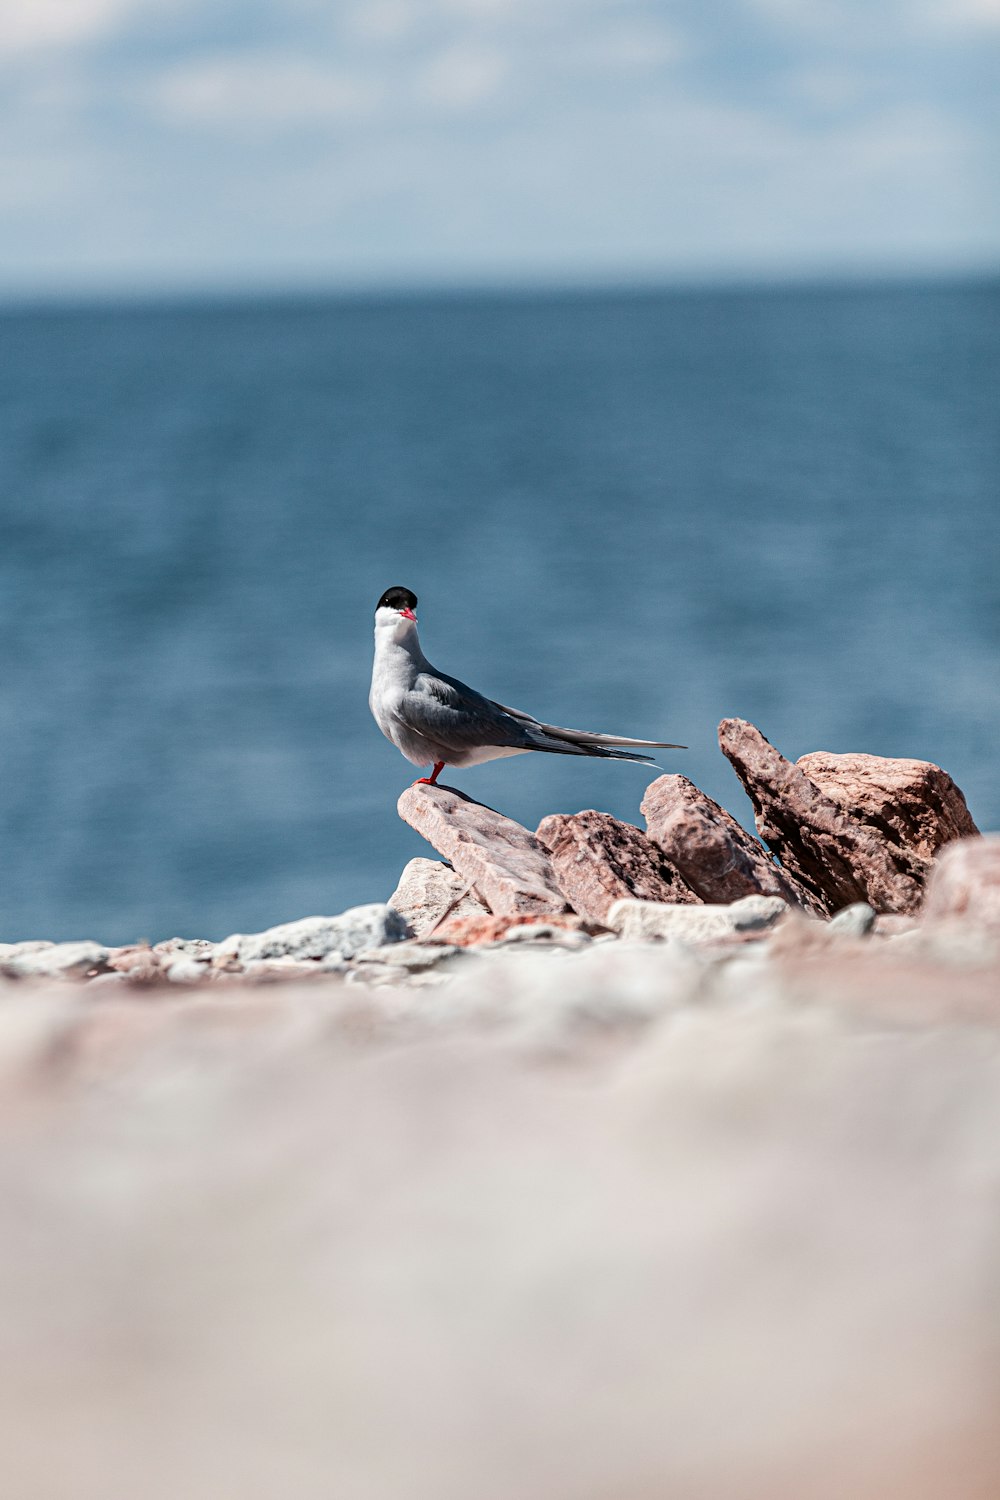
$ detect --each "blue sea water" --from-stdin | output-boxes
[0,280,997,943]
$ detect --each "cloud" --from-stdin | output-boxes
[0,0,995,292]
[151,54,382,131]
[0,0,136,56]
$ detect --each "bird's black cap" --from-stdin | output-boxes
[377,586,418,612]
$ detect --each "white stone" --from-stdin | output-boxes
[215,905,412,967]
[0,941,55,959]
[605,900,784,944]
[167,958,210,985]
[829,903,877,937]
[388,858,488,938]
[1,941,110,978]
[728,896,789,932]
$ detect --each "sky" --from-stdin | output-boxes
[1,0,998,296]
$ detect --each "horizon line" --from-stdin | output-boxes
[1,263,997,314]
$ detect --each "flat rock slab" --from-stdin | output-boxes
[797,751,978,864]
[398,784,570,916]
[922,835,1000,930]
[388,857,490,938]
[606,895,788,944]
[718,719,925,915]
[641,774,822,913]
[536,810,700,924]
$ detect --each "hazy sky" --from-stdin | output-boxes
[1,0,997,295]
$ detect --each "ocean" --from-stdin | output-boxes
[1,279,997,943]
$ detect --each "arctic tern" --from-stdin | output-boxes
[369,586,685,785]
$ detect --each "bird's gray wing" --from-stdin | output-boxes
[495,701,686,751]
[395,671,534,753]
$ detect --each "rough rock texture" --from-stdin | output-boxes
[398,784,570,916]
[606,895,788,944]
[214,906,411,967]
[388,857,490,937]
[431,912,601,948]
[718,719,925,915]
[797,752,978,864]
[536,810,700,924]
[922,835,1000,931]
[0,940,110,978]
[641,774,822,913]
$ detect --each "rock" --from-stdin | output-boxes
[107,945,163,977]
[718,719,924,915]
[215,906,412,968]
[641,775,820,912]
[728,895,790,932]
[388,857,490,937]
[431,913,599,948]
[153,938,214,963]
[874,914,918,938]
[922,835,1000,931]
[536,810,700,924]
[0,941,54,959]
[493,924,592,949]
[166,958,210,985]
[240,959,328,982]
[828,903,877,938]
[352,944,461,971]
[605,898,785,945]
[797,752,978,863]
[0,940,111,979]
[398,785,569,916]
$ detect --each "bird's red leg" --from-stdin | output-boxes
[415,761,445,786]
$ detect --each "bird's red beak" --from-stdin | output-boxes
[400,607,417,621]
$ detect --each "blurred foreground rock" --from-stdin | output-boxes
[0,932,998,1500]
[922,835,1000,931]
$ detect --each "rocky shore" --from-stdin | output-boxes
[1,719,999,1499]
[1,716,992,990]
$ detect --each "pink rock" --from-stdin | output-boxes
[536,809,700,924]
[797,752,978,864]
[640,774,822,913]
[718,719,924,915]
[921,835,1000,930]
[398,784,570,917]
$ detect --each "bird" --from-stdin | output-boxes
[369,585,685,786]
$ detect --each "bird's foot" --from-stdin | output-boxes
[414,761,446,787]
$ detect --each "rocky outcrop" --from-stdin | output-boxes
[536,810,700,924]
[797,752,978,864]
[718,719,925,915]
[398,784,570,916]
[388,857,490,937]
[922,835,1000,931]
[640,774,822,913]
